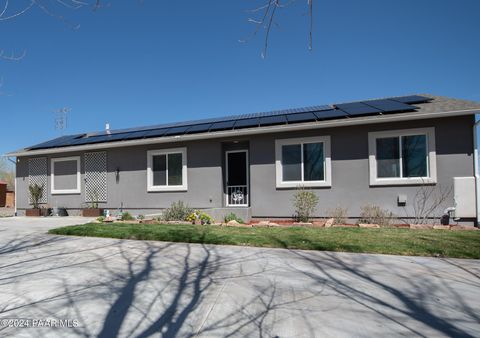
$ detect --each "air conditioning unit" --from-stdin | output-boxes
[454,177,476,218]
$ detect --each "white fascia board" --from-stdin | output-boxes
[7,108,479,157]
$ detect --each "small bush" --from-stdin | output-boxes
[162,201,193,221]
[326,207,348,225]
[137,214,145,220]
[96,216,105,222]
[186,212,197,224]
[121,211,135,221]
[28,183,44,209]
[186,210,213,225]
[224,213,244,224]
[199,212,213,225]
[293,188,319,222]
[358,204,395,227]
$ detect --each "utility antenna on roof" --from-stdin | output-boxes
[53,107,70,135]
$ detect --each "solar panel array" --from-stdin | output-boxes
[28,95,432,150]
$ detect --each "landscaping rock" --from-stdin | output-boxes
[409,224,434,229]
[294,222,313,226]
[226,220,252,227]
[312,221,325,227]
[358,223,380,228]
[259,220,271,226]
[324,218,335,228]
[433,225,450,230]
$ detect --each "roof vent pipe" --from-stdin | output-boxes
[105,122,111,134]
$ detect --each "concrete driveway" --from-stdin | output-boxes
[0,217,479,338]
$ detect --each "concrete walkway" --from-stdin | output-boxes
[0,217,479,338]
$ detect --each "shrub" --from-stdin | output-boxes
[121,211,135,221]
[186,210,213,225]
[293,188,319,222]
[97,216,105,222]
[28,183,44,209]
[186,212,197,224]
[162,201,193,221]
[199,212,213,225]
[326,207,348,225]
[358,204,395,227]
[224,213,244,224]
[137,214,145,220]
[87,188,100,209]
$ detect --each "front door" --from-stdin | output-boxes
[226,150,249,206]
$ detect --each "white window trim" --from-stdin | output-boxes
[51,156,81,195]
[275,136,332,188]
[147,147,188,192]
[368,127,437,186]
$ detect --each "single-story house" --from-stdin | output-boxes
[7,94,480,225]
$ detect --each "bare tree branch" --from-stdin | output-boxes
[0,0,101,22]
[241,0,315,58]
[0,49,26,61]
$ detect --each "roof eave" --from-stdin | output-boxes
[7,108,479,157]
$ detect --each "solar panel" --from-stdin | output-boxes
[122,130,148,141]
[234,118,260,129]
[163,126,191,136]
[67,137,95,146]
[186,123,213,134]
[143,128,169,138]
[392,95,431,104]
[85,135,118,144]
[334,102,382,116]
[286,112,317,123]
[28,135,82,150]
[104,133,131,142]
[22,95,433,151]
[209,120,236,131]
[365,99,416,112]
[313,109,348,120]
[259,115,287,126]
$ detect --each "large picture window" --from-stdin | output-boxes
[369,128,436,186]
[275,136,331,188]
[51,156,81,194]
[147,148,187,191]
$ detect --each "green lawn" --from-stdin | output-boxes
[48,223,480,259]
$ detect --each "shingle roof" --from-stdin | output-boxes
[13,94,480,153]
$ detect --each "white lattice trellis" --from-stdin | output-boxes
[85,152,107,202]
[28,157,48,204]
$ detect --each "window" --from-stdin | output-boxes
[368,127,437,186]
[51,156,81,194]
[147,148,187,191]
[275,136,331,188]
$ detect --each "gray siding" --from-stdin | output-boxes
[16,116,475,220]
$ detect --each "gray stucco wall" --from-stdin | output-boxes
[16,115,475,221]
[249,116,474,219]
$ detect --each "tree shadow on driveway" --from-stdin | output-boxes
[0,231,479,337]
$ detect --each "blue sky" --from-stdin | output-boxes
[0,0,479,157]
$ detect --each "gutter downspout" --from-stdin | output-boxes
[7,157,16,217]
[474,119,480,226]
